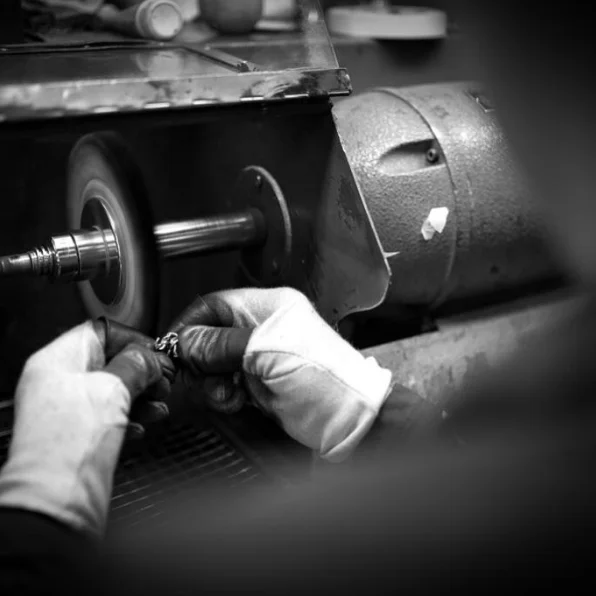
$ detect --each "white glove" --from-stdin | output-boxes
[172,288,393,463]
[0,320,172,537]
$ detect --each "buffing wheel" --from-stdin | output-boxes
[67,132,159,335]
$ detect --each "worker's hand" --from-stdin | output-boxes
[99,318,174,439]
[170,288,393,463]
[0,320,174,538]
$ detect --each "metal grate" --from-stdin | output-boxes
[0,418,268,531]
[109,420,266,530]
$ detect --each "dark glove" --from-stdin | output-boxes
[170,287,392,463]
[96,317,174,439]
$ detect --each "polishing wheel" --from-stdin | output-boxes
[67,132,160,334]
[0,132,291,334]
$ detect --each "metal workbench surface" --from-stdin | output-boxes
[0,0,350,123]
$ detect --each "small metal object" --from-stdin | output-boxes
[154,331,180,361]
[185,45,261,73]
[425,147,439,164]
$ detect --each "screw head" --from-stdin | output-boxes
[426,148,440,164]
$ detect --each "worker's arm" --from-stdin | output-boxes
[0,508,97,595]
[0,320,174,595]
[172,287,443,463]
[349,380,444,462]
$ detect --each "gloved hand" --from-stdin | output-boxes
[170,288,393,463]
[0,319,174,538]
[101,318,174,439]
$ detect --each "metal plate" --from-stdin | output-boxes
[238,166,292,285]
[67,132,159,334]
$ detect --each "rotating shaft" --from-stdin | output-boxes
[0,208,266,281]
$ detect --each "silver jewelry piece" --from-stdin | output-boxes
[154,332,180,360]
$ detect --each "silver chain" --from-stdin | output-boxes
[154,332,180,361]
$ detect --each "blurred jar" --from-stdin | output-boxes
[199,0,263,34]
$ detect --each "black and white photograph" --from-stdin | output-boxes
[0,1,592,593]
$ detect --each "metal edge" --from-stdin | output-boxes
[331,107,391,316]
[375,84,461,310]
[0,68,351,124]
[298,0,343,70]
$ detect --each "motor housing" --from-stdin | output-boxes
[335,83,560,314]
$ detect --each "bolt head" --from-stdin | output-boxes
[426,148,439,164]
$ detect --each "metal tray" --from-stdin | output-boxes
[0,0,350,123]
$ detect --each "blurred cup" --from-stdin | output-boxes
[199,0,264,34]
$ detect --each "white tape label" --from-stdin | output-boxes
[421,207,449,241]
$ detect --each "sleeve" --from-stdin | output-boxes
[348,381,449,465]
[311,381,450,476]
[0,507,97,596]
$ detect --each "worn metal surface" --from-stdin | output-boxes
[363,292,580,404]
[334,83,561,313]
[285,118,390,323]
[0,58,350,123]
[0,0,349,122]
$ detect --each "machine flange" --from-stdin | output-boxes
[237,166,292,286]
[67,132,159,335]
